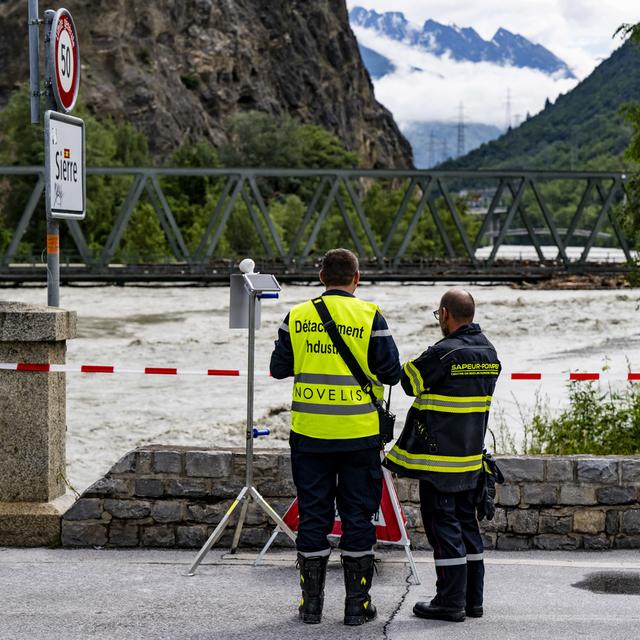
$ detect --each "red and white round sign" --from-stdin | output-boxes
[50,9,80,112]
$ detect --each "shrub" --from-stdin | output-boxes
[527,381,640,455]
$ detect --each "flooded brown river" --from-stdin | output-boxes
[4,284,640,491]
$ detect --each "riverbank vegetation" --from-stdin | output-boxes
[493,380,640,455]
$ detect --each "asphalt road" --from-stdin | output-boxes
[1,548,639,639]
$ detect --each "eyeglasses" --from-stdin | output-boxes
[433,309,440,320]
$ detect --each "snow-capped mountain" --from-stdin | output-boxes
[349,6,575,79]
[358,44,395,79]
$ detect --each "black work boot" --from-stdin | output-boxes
[342,554,377,626]
[297,553,328,624]
[415,557,467,622]
[413,596,466,622]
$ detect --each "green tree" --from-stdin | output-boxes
[221,111,304,168]
[622,102,640,251]
[620,23,640,254]
[215,112,357,258]
[219,110,357,169]
[1,96,481,264]
[158,140,224,254]
[0,84,152,260]
[298,124,358,169]
[119,203,167,262]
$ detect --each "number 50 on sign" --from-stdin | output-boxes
[50,8,80,113]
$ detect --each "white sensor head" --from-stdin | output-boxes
[239,258,255,274]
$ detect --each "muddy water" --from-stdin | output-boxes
[4,284,640,491]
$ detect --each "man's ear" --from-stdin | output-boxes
[353,270,360,286]
[319,269,325,285]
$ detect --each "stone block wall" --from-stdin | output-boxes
[61,448,640,550]
[62,447,297,549]
[479,456,640,550]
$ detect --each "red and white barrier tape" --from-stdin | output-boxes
[511,372,640,381]
[0,363,250,376]
[0,362,638,381]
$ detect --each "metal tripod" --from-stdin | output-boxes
[188,288,296,576]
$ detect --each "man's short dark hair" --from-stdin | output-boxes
[440,289,475,322]
[321,248,359,286]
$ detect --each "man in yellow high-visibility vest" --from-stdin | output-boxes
[385,288,501,622]
[270,248,400,626]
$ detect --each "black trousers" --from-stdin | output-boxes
[290,448,382,554]
[419,482,484,609]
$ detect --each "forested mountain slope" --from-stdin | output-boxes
[442,41,640,171]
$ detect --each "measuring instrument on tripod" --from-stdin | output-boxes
[187,259,296,575]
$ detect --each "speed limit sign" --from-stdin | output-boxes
[49,8,80,113]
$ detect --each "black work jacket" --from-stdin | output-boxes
[383,323,500,492]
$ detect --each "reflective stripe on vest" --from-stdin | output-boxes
[403,360,423,396]
[289,296,382,440]
[385,445,483,473]
[294,373,382,388]
[411,393,492,413]
[291,401,377,415]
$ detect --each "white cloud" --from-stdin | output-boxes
[347,0,640,78]
[353,26,579,127]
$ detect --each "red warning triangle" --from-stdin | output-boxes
[281,467,407,544]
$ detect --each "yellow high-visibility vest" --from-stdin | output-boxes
[289,296,383,440]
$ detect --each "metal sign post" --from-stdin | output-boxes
[43,9,59,307]
[188,262,296,576]
[28,0,41,124]
[27,5,83,307]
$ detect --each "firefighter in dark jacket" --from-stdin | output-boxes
[384,288,500,622]
[270,248,401,626]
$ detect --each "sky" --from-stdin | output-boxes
[346,0,640,128]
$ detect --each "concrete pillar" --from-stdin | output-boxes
[0,301,77,545]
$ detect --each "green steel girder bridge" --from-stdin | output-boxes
[0,167,635,284]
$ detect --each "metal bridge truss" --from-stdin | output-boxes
[0,167,634,277]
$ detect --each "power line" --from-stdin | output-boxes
[428,130,436,167]
[457,101,466,157]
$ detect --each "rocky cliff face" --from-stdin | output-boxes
[0,0,412,168]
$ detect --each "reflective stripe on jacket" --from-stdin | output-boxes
[289,295,383,440]
[384,323,500,492]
